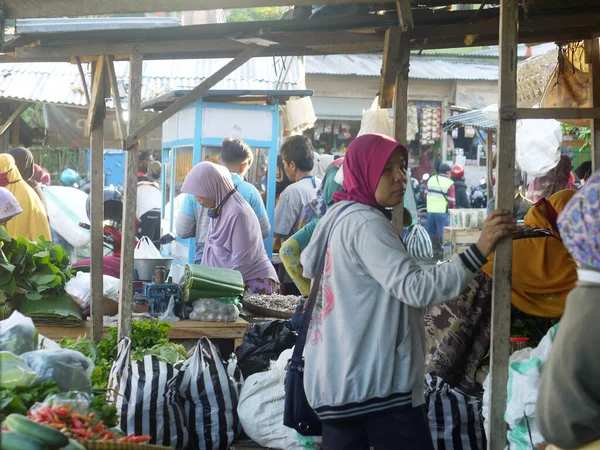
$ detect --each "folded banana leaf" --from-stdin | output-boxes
[182,265,244,303]
[19,292,82,327]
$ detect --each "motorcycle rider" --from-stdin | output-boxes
[450,164,470,209]
[425,163,455,247]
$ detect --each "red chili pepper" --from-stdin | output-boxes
[71,412,83,429]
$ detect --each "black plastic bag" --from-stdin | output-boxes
[235,320,296,378]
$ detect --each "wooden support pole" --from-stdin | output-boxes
[75,57,91,106]
[504,107,600,120]
[489,0,518,449]
[379,27,401,109]
[125,45,263,149]
[106,56,127,141]
[86,56,106,137]
[392,33,410,232]
[590,37,600,171]
[89,61,106,344]
[396,0,414,32]
[118,52,143,341]
[0,102,30,136]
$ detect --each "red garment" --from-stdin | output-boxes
[33,164,51,185]
[332,134,408,208]
[411,154,434,183]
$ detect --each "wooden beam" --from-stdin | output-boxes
[0,103,30,136]
[392,34,410,233]
[4,0,389,18]
[85,56,106,137]
[502,107,600,120]
[489,0,518,449]
[118,51,143,341]
[396,0,414,32]
[487,133,495,201]
[590,37,600,171]
[379,27,402,109]
[75,57,91,106]
[89,62,106,344]
[106,56,126,141]
[125,44,263,149]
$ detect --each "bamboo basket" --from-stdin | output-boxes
[517,48,558,108]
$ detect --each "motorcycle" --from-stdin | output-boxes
[470,176,488,208]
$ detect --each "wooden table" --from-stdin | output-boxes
[443,227,482,255]
[37,317,251,349]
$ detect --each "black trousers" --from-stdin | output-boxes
[322,406,435,450]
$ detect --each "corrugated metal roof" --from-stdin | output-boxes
[15,17,181,34]
[0,56,303,107]
[442,109,497,131]
[306,54,499,80]
[418,43,556,58]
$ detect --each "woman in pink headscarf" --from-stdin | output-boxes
[181,162,279,294]
[299,133,515,449]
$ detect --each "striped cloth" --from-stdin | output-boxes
[425,373,487,450]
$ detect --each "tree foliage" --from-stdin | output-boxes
[226,7,285,22]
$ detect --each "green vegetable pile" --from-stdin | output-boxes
[60,320,188,389]
[0,226,72,301]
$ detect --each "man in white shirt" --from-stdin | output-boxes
[274,135,321,246]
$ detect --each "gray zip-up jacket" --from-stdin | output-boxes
[301,201,486,422]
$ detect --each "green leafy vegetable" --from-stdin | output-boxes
[0,381,61,420]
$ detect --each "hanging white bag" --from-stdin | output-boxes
[134,236,162,259]
[357,96,393,138]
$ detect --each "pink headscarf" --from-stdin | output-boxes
[333,134,408,208]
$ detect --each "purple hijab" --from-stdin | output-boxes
[181,162,278,284]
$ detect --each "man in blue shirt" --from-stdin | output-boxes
[176,138,270,264]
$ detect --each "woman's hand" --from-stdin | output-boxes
[476,209,516,257]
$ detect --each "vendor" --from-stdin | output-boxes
[0,154,51,241]
[425,190,578,397]
[537,170,600,450]
[300,133,514,448]
[181,162,279,294]
[0,186,23,228]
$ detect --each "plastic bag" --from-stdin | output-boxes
[238,347,321,450]
[65,272,120,308]
[31,391,91,416]
[0,311,38,355]
[176,337,243,450]
[42,185,91,248]
[189,298,240,322]
[0,351,38,388]
[235,320,296,378]
[159,296,181,322]
[21,349,95,393]
[108,337,189,449]
[134,236,162,259]
[515,118,562,177]
[406,224,433,260]
[482,324,559,449]
[357,96,393,138]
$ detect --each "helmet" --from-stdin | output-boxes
[86,188,123,226]
[60,168,79,187]
[451,164,464,180]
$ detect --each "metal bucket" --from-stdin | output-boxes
[134,258,173,281]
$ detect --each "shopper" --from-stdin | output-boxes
[425,163,455,246]
[0,154,51,241]
[527,154,577,202]
[274,135,321,243]
[536,169,600,450]
[450,163,471,209]
[137,150,154,179]
[181,161,279,294]
[7,147,48,214]
[220,138,270,239]
[300,133,515,449]
[176,193,211,264]
[0,186,23,228]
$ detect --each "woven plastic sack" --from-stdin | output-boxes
[515,118,562,178]
[357,97,393,138]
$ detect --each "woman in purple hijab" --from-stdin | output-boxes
[182,162,279,294]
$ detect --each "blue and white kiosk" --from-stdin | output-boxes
[148,89,313,280]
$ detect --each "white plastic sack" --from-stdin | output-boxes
[42,185,90,248]
[357,96,393,138]
[482,324,559,450]
[134,236,162,259]
[0,311,38,355]
[65,272,120,308]
[515,118,562,177]
[237,347,321,450]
